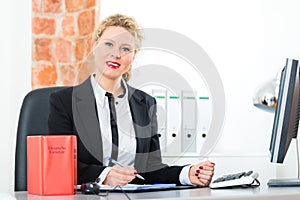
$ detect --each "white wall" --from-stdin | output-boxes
[0,0,31,194]
[1,0,300,193]
[101,0,268,155]
[101,0,300,183]
[0,1,13,194]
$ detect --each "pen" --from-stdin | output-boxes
[108,157,145,180]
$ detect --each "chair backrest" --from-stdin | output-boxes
[14,86,67,191]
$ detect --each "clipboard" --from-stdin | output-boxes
[98,184,199,193]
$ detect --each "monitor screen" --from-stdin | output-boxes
[269,58,300,164]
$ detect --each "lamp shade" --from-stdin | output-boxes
[253,78,278,113]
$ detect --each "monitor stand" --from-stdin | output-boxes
[268,178,300,187]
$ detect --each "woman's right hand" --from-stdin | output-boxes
[103,165,137,186]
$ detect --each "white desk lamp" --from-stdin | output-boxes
[253,77,279,112]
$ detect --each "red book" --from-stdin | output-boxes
[27,135,77,195]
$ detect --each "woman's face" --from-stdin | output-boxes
[93,26,136,81]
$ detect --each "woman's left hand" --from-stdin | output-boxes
[189,161,215,186]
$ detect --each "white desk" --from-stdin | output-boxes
[12,185,300,200]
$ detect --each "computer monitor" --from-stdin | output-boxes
[268,58,300,187]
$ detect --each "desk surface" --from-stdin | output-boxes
[12,185,300,200]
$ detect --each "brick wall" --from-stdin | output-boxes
[32,0,100,89]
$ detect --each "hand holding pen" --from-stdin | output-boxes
[108,157,145,180]
[102,158,145,186]
[102,165,136,186]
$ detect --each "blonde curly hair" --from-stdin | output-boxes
[94,14,143,81]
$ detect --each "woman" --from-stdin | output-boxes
[48,13,215,187]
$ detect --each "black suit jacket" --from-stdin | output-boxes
[48,77,184,184]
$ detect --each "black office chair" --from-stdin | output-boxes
[14,86,67,191]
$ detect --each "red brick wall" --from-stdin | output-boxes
[32,0,100,89]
